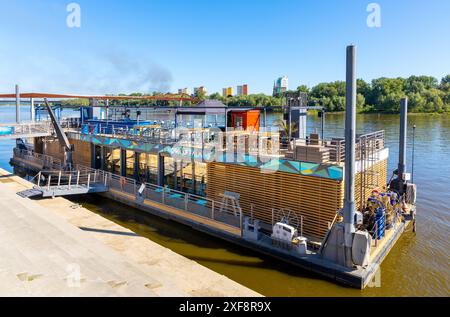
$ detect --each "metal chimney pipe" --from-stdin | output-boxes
[343,45,357,267]
[15,84,21,124]
[398,98,408,194]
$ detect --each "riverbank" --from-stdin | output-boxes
[0,168,260,297]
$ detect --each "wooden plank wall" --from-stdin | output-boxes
[206,159,388,241]
[42,138,92,167]
[42,139,65,162]
[206,163,344,240]
[70,139,92,167]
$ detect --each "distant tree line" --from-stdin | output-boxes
[59,75,450,114]
[304,75,450,113]
[209,75,450,113]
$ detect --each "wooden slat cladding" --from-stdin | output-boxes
[42,139,65,162]
[70,139,92,167]
[355,159,388,210]
[206,159,388,241]
[42,138,92,167]
[206,163,344,240]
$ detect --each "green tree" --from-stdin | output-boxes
[296,85,310,93]
[441,75,450,86]
[369,77,406,112]
[405,76,438,94]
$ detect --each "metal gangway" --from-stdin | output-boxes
[0,119,81,140]
[0,122,53,139]
[18,169,109,198]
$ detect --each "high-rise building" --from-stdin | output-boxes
[194,86,207,97]
[222,87,233,97]
[273,76,289,96]
[237,84,248,96]
[178,88,191,95]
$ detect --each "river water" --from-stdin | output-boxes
[1,106,448,296]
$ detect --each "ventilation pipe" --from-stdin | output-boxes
[343,45,357,268]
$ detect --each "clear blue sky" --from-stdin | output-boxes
[0,0,449,95]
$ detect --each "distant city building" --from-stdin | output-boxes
[222,87,233,97]
[194,86,207,97]
[273,76,289,96]
[178,88,191,95]
[237,84,248,96]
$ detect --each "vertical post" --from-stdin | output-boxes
[47,175,52,191]
[15,85,21,124]
[100,146,105,170]
[37,172,41,187]
[264,107,267,128]
[191,159,197,194]
[58,171,61,187]
[398,98,408,195]
[412,124,416,184]
[343,44,357,268]
[120,149,126,177]
[106,99,109,124]
[288,105,292,142]
[87,174,91,188]
[76,170,80,186]
[224,109,228,132]
[174,109,178,132]
[134,152,140,181]
[69,174,72,189]
[30,98,35,122]
[173,161,178,190]
[157,154,165,187]
[320,110,325,143]
[90,144,96,169]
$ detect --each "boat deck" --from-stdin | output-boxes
[109,188,242,237]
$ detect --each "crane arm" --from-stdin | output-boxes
[44,98,71,150]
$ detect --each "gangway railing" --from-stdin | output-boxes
[0,122,53,139]
[13,149,243,233]
[35,169,109,191]
[13,148,63,170]
[0,119,81,139]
